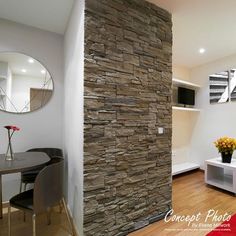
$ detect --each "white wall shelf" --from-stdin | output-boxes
[172,106,201,112]
[173,78,201,89]
[172,162,200,176]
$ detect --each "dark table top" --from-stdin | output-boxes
[0,152,50,175]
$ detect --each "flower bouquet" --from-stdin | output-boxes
[214,136,236,163]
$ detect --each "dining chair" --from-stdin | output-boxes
[8,158,75,236]
[20,148,63,192]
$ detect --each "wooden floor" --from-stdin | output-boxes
[0,206,73,236]
[1,171,236,236]
[129,170,236,236]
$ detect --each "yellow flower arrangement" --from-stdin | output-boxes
[214,136,236,154]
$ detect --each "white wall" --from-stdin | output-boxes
[0,19,64,201]
[173,65,191,82]
[64,0,84,235]
[190,54,236,169]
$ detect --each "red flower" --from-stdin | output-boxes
[4,126,20,131]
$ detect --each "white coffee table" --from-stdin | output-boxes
[205,157,236,194]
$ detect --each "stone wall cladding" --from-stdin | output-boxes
[84,0,172,235]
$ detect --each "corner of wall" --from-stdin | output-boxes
[63,0,85,235]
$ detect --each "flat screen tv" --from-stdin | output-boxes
[178,87,195,106]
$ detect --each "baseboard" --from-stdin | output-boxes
[123,206,172,235]
[66,203,80,236]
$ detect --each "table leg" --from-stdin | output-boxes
[0,175,2,219]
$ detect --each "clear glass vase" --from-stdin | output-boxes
[5,140,14,161]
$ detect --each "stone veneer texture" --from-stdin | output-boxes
[84,0,172,235]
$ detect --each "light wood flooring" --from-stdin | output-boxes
[129,170,236,236]
[1,171,235,236]
[0,205,73,236]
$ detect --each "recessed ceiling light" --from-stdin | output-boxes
[28,58,34,64]
[41,70,46,74]
[199,48,206,54]
[21,69,27,73]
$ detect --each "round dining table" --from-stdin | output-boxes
[0,152,50,218]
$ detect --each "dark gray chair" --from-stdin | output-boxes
[8,159,75,236]
[20,148,63,192]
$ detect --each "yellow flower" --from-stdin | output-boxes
[214,136,236,153]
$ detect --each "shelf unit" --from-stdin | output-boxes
[172,78,201,89]
[172,77,201,175]
[172,77,201,112]
[172,106,200,112]
[205,158,236,194]
[172,162,200,176]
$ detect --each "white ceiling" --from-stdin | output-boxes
[149,0,236,68]
[0,0,74,34]
[1,0,235,68]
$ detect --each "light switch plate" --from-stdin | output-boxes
[158,127,164,134]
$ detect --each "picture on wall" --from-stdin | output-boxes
[230,69,236,101]
[209,71,229,104]
[209,69,236,104]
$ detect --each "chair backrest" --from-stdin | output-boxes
[33,158,64,214]
[27,148,63,159]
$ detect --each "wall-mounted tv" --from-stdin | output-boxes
[178,87,195,106]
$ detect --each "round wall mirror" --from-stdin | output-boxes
[0,52,53,114]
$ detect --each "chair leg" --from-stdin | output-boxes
[23,211,26,222]
[62,198,75,236]
[20,181,26,221]
[24,183,27,192]
[32,214,36,236]
[19,181,22,193]
[59,200,63,214]
[8,205,11,236]
[47,208,51,225]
